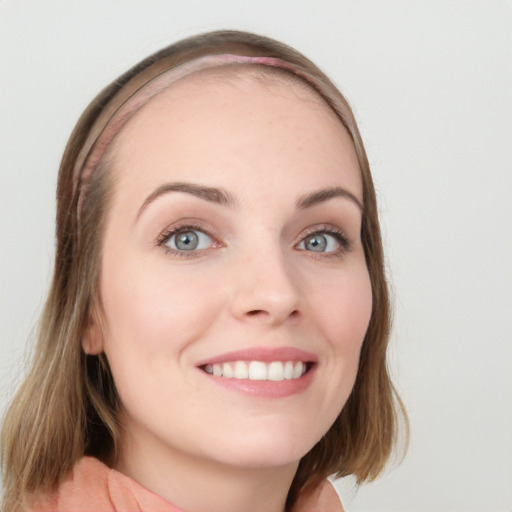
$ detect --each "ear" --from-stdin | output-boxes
[82,313,104,355]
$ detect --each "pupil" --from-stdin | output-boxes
[306,234,326,252]
[176,231,198,250]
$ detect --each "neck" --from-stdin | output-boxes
[115,426,299,512]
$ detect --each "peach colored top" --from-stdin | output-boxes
[29,456,344,512]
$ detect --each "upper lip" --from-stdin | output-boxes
[195,347,318,367]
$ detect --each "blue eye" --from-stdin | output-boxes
[297,230,348,253]
[164,229,213,251]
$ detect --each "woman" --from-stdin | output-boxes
[1,30,406,512]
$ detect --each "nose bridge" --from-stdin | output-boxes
[230,229,301,324]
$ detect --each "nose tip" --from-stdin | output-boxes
[237,295,301,326]
[230,256,302,326]
[244,304,300,323]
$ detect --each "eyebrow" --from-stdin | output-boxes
[296,186,363,211]
[137,181,363,220]
[137,182,238,219]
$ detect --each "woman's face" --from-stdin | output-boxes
[87,72,372,474]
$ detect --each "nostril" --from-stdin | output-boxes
[246,309,299,318]
[247,310,266,316]
[246,309,299,319]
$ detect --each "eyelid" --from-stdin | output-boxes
[155,220,351,259]
[156,220,222,257]
[294,224,352,255]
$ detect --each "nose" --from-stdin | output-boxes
[229,248,302,326]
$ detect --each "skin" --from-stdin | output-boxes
[84,71,372,512]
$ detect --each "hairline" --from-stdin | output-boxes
[107,62,345,159]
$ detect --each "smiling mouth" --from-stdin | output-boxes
[200,360,313,381]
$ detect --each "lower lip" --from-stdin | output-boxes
[198,365,316,398]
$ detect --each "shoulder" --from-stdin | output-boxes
[25,457,112,511]
[26,458,343,512]
[292,479,345,512]
[25,456,178,512]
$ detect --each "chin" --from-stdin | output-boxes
[201,420,324,469]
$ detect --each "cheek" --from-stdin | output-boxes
[99,256,223,369]
[310,264,373,359]
[298,264,372,436]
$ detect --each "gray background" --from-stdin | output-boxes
[1,1,511,510]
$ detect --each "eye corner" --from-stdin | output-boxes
[156,221,221,258]
[294,225,352,257]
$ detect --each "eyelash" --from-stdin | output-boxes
[297,225,352,258]
[157,221,220,258]
[156,222,351,258]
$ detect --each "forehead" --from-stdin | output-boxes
[108,66,362,199]
[119,64,343,133]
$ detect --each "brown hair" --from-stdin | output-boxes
[1,29,407,512]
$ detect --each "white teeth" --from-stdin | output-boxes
[234,361,249,379]
[249,361,267,380]
[268,361,284,381]
[292,361,304,379]
[222,363,234,378]
[203,360,309,381]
